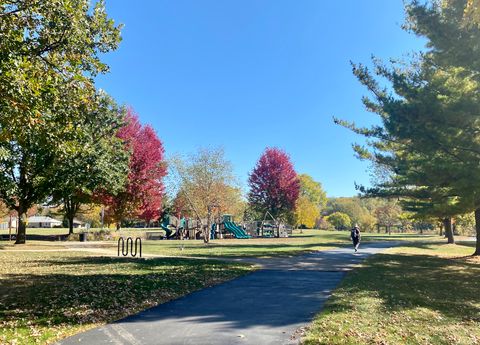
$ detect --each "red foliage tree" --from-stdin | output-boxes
[101,109,166,228]
[248,147,300,220]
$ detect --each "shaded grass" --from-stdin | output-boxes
[303,242,480,345]
[0,251,253,345]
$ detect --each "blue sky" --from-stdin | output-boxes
[96,0,426,197]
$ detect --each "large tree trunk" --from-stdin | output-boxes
[64,198,80,236]
[443,217,455,244]
[203,226,209,243]
[68,214,74,235]
[8,214,12,241]
[204,211,211,244]
[15,209,27,244]
[474,208,480,256]
[16,163,29,244]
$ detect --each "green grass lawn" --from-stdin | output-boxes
[0,227,163,238]
[303,241,480,345]
[1,229,448,258]
[0,251,253,345]
[0,230,472,344]
[137,230,445,258]
[141,231,344,258]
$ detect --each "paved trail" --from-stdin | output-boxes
[58,242,400,345]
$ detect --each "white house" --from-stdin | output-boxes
[27,216,62,228]
[0,216,18,230]
[72,219,86,229]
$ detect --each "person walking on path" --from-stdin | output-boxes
[351,224,361,252]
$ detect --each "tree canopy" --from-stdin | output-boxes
[99,110,166,229]
[294,174,326,228]
[325,212,352,230]
[0,0,123,243]
[170,147,238,243]
[336,0,480,253]
[248,147,300,221]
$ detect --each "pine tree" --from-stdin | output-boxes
[337,0,480,253]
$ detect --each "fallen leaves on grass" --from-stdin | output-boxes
[0,251,253,345]
[303,243,480,345]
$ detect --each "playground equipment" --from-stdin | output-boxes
[117,237,142,258]
[211,215,251,239]
[181,218,203,240]
[252,211,292,238]
[224,221,251,239]
[153,215,204,240]
[159,215,181,239]
[150,213,291,241]
[257,211,279,237]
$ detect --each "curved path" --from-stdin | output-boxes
[58,242,401,345]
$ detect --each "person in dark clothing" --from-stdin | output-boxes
[351,224,361,252]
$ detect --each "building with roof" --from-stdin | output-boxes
[72,219,86,229]
[27,216,62,228]
[0,216,17,230]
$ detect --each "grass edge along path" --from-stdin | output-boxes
[0,251,254,345]
[302,241,480,345]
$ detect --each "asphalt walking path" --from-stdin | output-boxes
[58,241,401,345]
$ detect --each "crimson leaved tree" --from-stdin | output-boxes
[100,110,166,228]
[248,147,300,227]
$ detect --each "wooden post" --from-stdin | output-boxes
[8,214,12,241]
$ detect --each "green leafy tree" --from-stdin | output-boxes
[294,196,319,229]
[294,174,327,228]
[455,212,475,235]
[0,0,122,243]
[50,95,129,235]
[325,197,369,227]
[325,212,351,230]
[298,174,327,207]
[374,201,402,234]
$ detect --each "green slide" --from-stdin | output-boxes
[224,221,251,239]
[160,222,176,239]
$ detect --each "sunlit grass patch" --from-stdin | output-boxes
[303,242,480,345]
[140,230,443,258]
[1,229,447,259]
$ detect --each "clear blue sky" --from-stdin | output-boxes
[96,0,426,197]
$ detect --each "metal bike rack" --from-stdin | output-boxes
[117,237,142,258]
